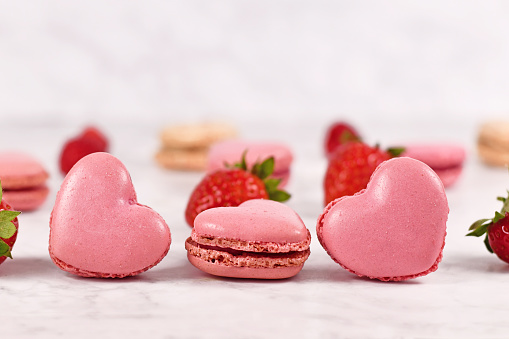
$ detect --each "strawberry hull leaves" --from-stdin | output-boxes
[185,153,291,227]
[467,191,509,261]
[0,182,21,262]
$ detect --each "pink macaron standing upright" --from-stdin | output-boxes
[0,152,50,211]
[207,140,293,187]
[402,144,465,187]
[185,199,311,279]
[49,152,171,278]
[317,157,449,282]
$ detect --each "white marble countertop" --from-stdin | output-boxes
[2,119,509,339]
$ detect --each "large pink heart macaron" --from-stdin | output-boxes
[185,199,311,279]
[49,152,171,278]
[317,157,449,282]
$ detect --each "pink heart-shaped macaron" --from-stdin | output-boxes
[186,199,311,279]
[49,152,171,278]
[317,157,449,281]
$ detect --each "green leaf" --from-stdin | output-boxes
[268,190,291,202]
[387,147,406,157]
[468,218,491,231]
[264,178,281,192]
[493,211,506,223]
[0,239,12,259]
[232,150,248,170]
[251,163,261,177]
[466,222,490,237]
[0,221,16,239]
[0,210,21,222]
[257,157,275,180]
[484,234,494,253]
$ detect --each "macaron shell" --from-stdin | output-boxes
[155,148,208,171]
[478,121,509,146]
[317,157,448,281]
[434,166,463,188]
[160,122,237,148]
[3,185,49,211]
[49,152,171,278]
[0,152,49,189]
[207,140,293,177]
[187,254,305,279]
[477,142,509,167]
[193,199,308,245]
[402,144,465,169]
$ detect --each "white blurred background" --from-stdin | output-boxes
[1,1,508,129]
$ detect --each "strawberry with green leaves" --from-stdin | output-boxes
[467,192,509,263]
[185,154,290,227]
[0,182,21,265]
[324,142,404,206]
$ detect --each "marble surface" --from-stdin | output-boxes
[1,119,509,339]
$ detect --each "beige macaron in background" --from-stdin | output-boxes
[155,122,238,171]
[477,120,509,167]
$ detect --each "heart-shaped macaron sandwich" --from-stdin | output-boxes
[185,199,311,279]
[49,152,171,278]
[317,157,449,281]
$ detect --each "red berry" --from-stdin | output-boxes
[324,142,390,206]
[185,154,291,227]
[59,126,109,175]
[487,217,509,263]
[0,199,20,265]
[467,193,509,264]
[324,122,361,158]
[81,126,109,151]
[185,169,269,227]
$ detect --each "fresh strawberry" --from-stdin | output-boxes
[467,192,509,263]
[324,142,404,205]
[185,155,291,227]
[59,126,109,175]
[0,182,21,265]
[81,126,109,151]
[324,121,361,158]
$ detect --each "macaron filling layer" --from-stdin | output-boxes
[2,185,49,211]
[185,238,310,269]
[191,232,310,253]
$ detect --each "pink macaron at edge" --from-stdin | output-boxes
[0,152,49,189]
[317,157,448,281]
[3,185,49,211]
[49,152,171,278]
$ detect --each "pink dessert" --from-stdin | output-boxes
[0,152,49,211]
[49,152,171,278]
[185,199,311,279]
[402,144,465,187]
[207,140,293,187]
[317,157,449,282]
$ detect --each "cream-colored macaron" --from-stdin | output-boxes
[478,121,509,167]
[155,122,238,171]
